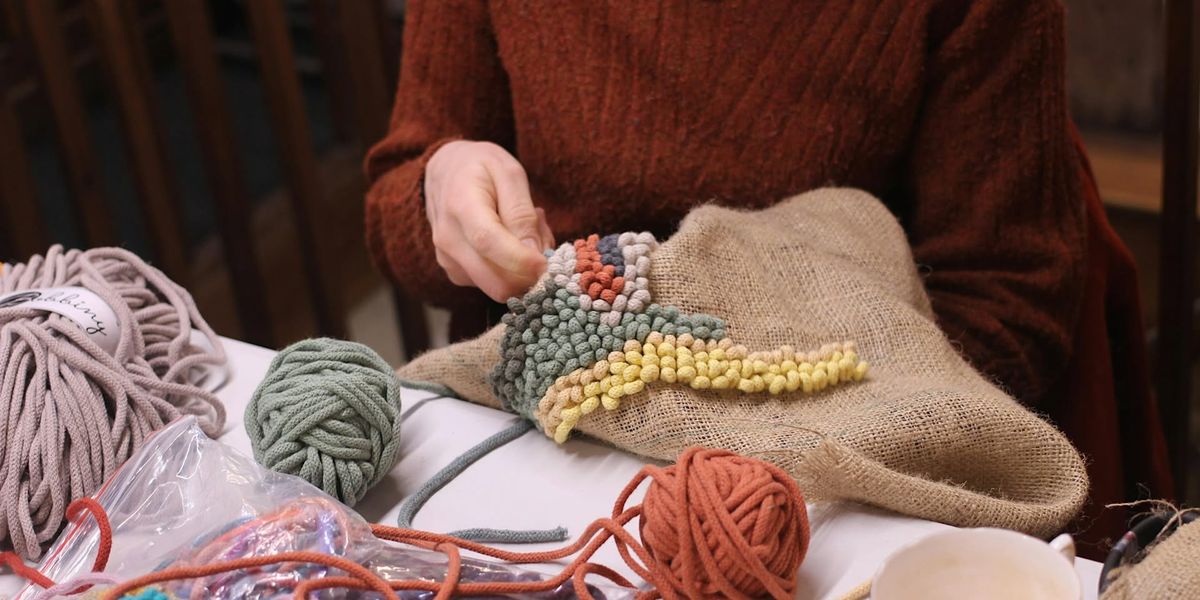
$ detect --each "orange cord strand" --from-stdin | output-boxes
[68,498,113,580]
[0,552,55,589]
[0,497,116,593]
[292,576,370,599]
[433,542,461,600]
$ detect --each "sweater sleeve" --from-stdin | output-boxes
[903,0,1088,406]
[364,0,513,309]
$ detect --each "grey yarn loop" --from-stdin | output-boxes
[396,378,459,399]
[0,245,226,560]
[396,419,569,544]
[246,338,402,507]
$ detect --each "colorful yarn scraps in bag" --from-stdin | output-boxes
[28,448,809,600]
[490,232,869,443]
[146,497,357,599]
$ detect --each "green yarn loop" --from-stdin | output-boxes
[246,338,402,506]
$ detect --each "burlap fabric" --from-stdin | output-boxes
[1101,519,1200,598]
[398,188,1087,537]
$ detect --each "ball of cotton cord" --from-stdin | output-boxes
[245,338,402,506]
[0,245,226,559]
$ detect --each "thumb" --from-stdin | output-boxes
[490,161,544,254]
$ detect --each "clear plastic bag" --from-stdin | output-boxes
[19,418,634,600]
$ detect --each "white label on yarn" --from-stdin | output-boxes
[0,286,120,355]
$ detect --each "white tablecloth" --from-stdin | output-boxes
[1,337,1103,599]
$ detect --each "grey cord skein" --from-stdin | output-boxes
[246,338,403,506]
[0,245,227,560]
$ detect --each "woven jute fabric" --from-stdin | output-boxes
[398,188,1088,537]
[1101,519,1200,599]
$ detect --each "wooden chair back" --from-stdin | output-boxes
[0,0,427,355]
[1159,0,1198,500]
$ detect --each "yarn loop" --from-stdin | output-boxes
[246,338,401,506]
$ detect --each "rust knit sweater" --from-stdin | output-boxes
[366,0,1172,549]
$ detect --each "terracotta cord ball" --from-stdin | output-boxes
[639,447,810,599]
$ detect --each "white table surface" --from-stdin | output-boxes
[2,337,1103,599]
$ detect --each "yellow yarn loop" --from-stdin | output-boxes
[535,335,869,442]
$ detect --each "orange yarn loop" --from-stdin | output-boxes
[9,448,809,600]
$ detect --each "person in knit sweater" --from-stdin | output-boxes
[365,0,1171,551]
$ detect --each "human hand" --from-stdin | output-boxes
[423,141,555,302]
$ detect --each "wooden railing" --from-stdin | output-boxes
[1160,0,1198,501]
[0,0,427,356]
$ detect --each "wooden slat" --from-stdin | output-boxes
[213,38,323,74]
[392,288,429,360]
[22,0,115,247]
[1081,132,1162,214]
[86,0,189,280]
[334,0,430,358]
[1159,0,1198,501]
[1084,131,1200,218]
[245,0,345,338]
[182,146,379,345]
[0,83,48,259]
[2,4,25,42]
[306,0,354,142]
[162,0,274,346]
[334,0,392,142]
[117,1,158,98]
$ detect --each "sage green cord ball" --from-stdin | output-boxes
[246,338,401,505]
